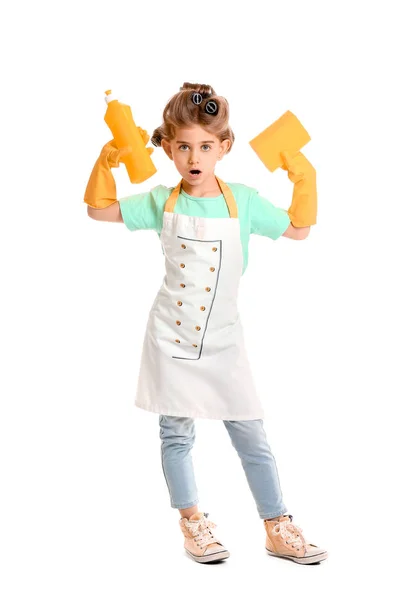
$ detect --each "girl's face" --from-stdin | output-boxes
[161,125,230,193]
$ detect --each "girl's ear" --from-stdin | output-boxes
[221,139,231,155]
[161,139,173,160]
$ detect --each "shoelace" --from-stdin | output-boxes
[272,520,309,551]
[185,516,219,549]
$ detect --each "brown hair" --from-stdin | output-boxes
[151,82,235,154]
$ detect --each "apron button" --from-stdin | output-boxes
[210,267,215,272]
[180,263,185,268]
[205,287,211,292]
[180,283,186,287]
[176,321,181,326]
[175,339,181,343]
[195,326,201,331]
[192,344,198,348]
[177,301,183,306]
[212,247,217,252]
[200,306,206,311]
[181,244,186,249]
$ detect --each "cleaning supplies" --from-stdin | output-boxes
[249,110,311,172]
[249,110,317,227]
[104,89,157,184]
[280,150,317,227]
[84,140,130,209]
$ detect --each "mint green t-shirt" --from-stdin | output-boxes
[118,182,291,274]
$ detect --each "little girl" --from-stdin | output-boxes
[84,82,328,565]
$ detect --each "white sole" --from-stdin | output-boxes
[186,548,230,563]
[266,547,328,564]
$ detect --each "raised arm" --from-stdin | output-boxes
[282,223,310,239]
[87,201,123,223]
[84,127,154,221]
[84,140,131,214]
[281,150,317,237]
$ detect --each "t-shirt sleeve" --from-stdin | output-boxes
[118,186,162,232]
[249,188,291,240]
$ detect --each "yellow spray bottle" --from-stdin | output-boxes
[104,90,157,184]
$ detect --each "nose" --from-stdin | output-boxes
[189,151,200,165]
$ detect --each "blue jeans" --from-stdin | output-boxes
[159,415,288,520]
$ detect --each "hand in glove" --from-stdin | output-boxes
[280,150,317,227]
[84,127,154,210]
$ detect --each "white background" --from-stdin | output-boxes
[1,0,413,597]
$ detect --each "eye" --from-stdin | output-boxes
[178,145,212,151]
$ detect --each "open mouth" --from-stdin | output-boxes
[189,170,202,178]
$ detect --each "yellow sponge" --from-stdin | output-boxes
[249,110,311,172]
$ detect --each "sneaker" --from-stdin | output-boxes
[264,514,328,565]
[179,511,230,563]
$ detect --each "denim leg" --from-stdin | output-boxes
[159,415,199,509]
[223,419,288,519]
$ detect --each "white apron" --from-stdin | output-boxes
[134,176,264,420]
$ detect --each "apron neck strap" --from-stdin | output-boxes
[164,176,238,218]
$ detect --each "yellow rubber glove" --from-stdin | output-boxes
[281,150,317,227]
[84,127,154,209]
